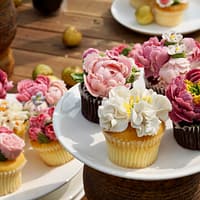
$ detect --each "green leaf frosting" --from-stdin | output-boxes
[71,73,84,83]
[37,133,50,144]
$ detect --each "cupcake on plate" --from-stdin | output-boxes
[153,0,188,27]
[166,68,200,150]
[130,32,199,94]
[98,84,171,168]
[16,75,67,116]
[74,48,140,123]
[130,0,154,9]
[28,106,73,166]
[0,100,29,139]
[0,126,26,196]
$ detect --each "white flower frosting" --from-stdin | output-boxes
[98,85,172,137]
[167,43,185,55]
[162,32,183,43]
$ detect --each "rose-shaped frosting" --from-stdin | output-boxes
[45,80,67,105]
[159,58,190,85]
[98,85,171,137]
[166,69,200,123]
[0,126,13,134]
[0,69,13,99]
[83,49,133,97]
[156,0,187,7]
[28,107,57,142]
[0,132,25,160]
[17,75,50,102]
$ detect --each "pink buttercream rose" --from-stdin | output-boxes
[44,124,56,141]
[83,55,132,97]
[45,80,67,105]
[185,68,200,83]
[159,58,190,84]
[0,126,13,134]
[112,44,129,55]
[47,106,54,118]
[29,127,41,141]
[17,75,50,102]
[0,133,25,160]
[82,48,100,59]
[0,69,13,99]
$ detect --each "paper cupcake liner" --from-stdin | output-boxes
[0,154,26,196]
[104,130,164,168]
[173,124,200,150]
[31,141,73,166]
[79,83,102,123]
[145,79,165,95]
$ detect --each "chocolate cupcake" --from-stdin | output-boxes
[76,48,140,124]
[166,68,200,150]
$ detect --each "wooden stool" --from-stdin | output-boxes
[83,165,200,200]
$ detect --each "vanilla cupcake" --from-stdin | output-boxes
[28,107,73,166]
[130,0,154,9]
[98,85,171,168]
[0,127,26,196]
[154,0,188,27]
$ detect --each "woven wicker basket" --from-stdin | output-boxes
[83,165,200,200]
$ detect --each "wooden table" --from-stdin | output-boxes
[9,0,200,199]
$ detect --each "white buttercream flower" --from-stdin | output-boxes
[156,0,174,8]
[162,32,183,43]
[167,43,185,55]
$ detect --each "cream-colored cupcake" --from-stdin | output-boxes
[28,107,73,166]
[130,0,154,9]
[98,85,171,168]
[154,0,188,27]
[0,129,26,196]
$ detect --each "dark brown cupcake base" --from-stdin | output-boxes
[83,165,200,200]
[145,78,165,95]
[173,124,200,150]
[79,83,102,124]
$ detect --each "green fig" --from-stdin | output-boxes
[32,64,54,80]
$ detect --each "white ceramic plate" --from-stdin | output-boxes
[111,0,200,35]
[0,94,83,200]
[53,84,200,181]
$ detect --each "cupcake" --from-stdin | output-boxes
[98,84,171,168]
[0,127,26,196]
[75,48,140,123]
[28,107,73,166]
[128,32,198,94]
[0,100,29,139]
[130,0,154,9]
[153,0,188,27]
[166,68,200,150]
[16,75,67,116]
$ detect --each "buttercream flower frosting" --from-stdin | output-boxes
[73,48,140,98]
[156,0,188,8]
[17,75,67,115]
[166,68,200,124]
[98,85,171,137]
[0,100,29,132]
[0,127,25,161]
[28,107,57,143]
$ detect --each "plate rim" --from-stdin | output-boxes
[111,0,200,36]
[53,84,200,181]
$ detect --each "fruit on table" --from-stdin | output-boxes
[13,0,23,7]
[62,26,82,47]
[32,64,54,80]
[61,66,83,88]
[32,0,63,15]
[135,5,154,25]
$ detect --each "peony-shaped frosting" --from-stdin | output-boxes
[166,68,200,123]
[98,85,171,137]
[28,107,57,143]
[0,69,13,99]
[0,127,25,161]
[82,48,139,97]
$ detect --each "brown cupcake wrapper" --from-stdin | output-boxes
[173,123,200,150]
[145,79,165,95]
[79,83,102,123]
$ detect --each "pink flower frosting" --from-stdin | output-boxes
[83,48,133,97]
[17,75,50,102]
[159,58,190,85]
[28,107,57,142]
[0,127,13,134]
[45,80,67,105]
[0,69,13,99]
[0,131,25,160]
[166,69,200,123]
